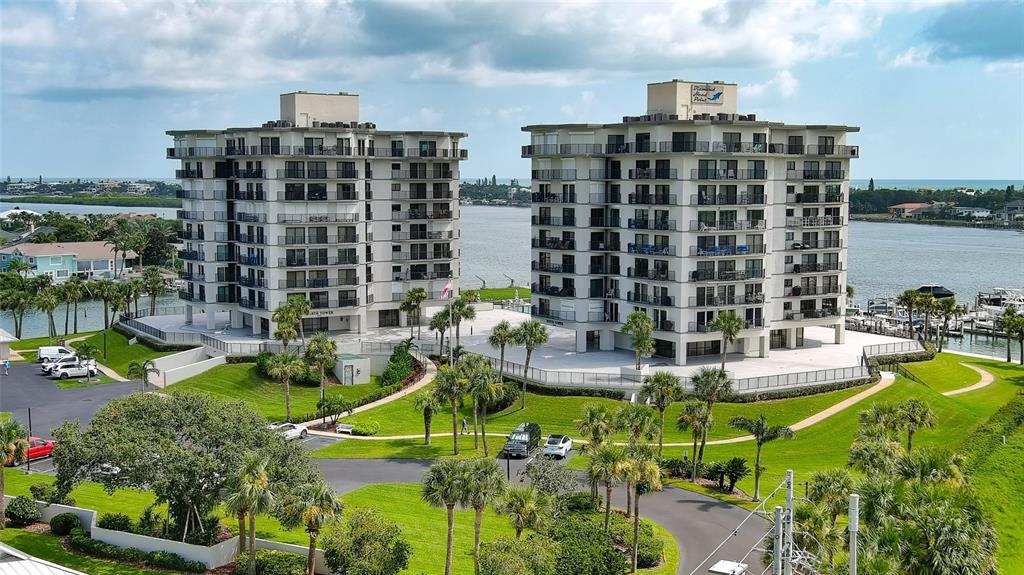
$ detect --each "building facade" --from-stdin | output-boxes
[168,91,465,337]
[523,80,858,365]
[0,241,132,282]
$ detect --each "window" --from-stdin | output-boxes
[50,256,62,265]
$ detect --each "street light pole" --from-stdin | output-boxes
[784,469,794,575]
[849,493,860,575]
[773,505,784,575]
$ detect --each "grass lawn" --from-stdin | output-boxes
[168,363,379,422]
[972,424,1024,574]
[11,332,99,351]
[53,373,118,390]
[476,286,531,301]
[903,352,982,393]
[312,435,508,460]
[17,351,38,362]
[0,529,166,575]
[71,330,174,378]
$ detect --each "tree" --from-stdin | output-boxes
[487,319,516,382]
[142,266,166,316]
[998,307,1018,363]
[614,404,656,517]
[591,444,627,530]
[1008,312,1024,366]
[0,287,33,339]
[126,359,159,393]
[429,309,451,358]
[433,366,464,455]
[621,311,654,370]
[691,367,731,465]
[846,283,855,304]
[897,289,921,340]
[622,444,663,573]
[62,276,85,335]
[272,301,299,351]
[462,354,503,456]
[403,287,428,338]
[495,485,550,539]
[640,371,682,455]
[224,453,275,575]
[807,468,853,527]
[675,400,712,482]
[322,508,411,575]
[709,311,744,371]
[936,297,959,352]
[75,342,99,384]
[0,419,29,529]
[447,297,477,348]
[575,402,614,500]
[279,481,345,575]
[464,459,507,575]
[512,320,548,409]
[918,295,937,342]
[479,536,559,575]
[421,458,467,575]
[898,398,936,452]
[868,177,874,191]
[304,332,337,403]
[412,390,444,446]
[35,286,60,343]
[728,415,794,500]
[288,297,313,347]
[6,259,30,279]
[267,352,304,422]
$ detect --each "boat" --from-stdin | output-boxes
[976,288,1024,319]
[916,284,955,299]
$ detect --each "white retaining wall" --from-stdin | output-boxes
[151,347,210,372]
[255,538,329,574]
[161,355,226,386]
[3,495,96,534]
[92,526,239,569]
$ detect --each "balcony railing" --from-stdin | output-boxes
[588,216,621,227]
[787,262,843,273]
[690,192,766,206]
[531,306,576,322]
[782,308,842,321]
[234,169,266,179]
[786,170,846,181]
[392,271,453,281]
[627,243,675,256]
[531,192,577,204]
[589,263,621,275]
[177,231,205,240]
[690,220,766,232]
[690,169,767,180]
[278,256,358,267]
[391,170,457,180]
[167,147,223,158]
[589,192,622,203]
[786,193,844,204]
[178,271,205,282]
[179,250,205,261]
[710,142,771,154]
[311,299,359,310]
[626,292,674,306]
[532,238,577,250]
[276,190,360,202]
[531,261,575,274]
[588,169,621,181]
[236,254,267,267]
[690,269,766,282]
[688,318,764,332]
[279,278,356,289]
[392,231,455,241]
[234,212,267,223]
[392,190,454,200]
[238,277,267,288]
[277,235,359,245]
[276,169,360,180]
[627,194,677,205]
[690,244,767,257]
[402,148,468,159]
[532,284,576,298]
[229,190,266,201]
[235,233,264,244]
[804,145,858,157]
[532,216,577,227]
[589,287,620,299]
[177,210,204,220]
[786,216,844,227]
[393,210,454,221]
[688,294,766,307]
[589,240,621,251]
[531,169,577,181]
[393,252,453,261]
[628,168,678,180]
[783,286,842,297]
[521,143,604,157]
[238,298,268,310]
[627,219,678,231]
[786,240,843,251]
[627,268,676,282]
[177,291,202,302]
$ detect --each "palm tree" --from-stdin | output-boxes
[279,481,345,575]
[614,403,656,517]
[512,320,548,409]
[429,309,451,358]
[126,359,159,393]
[0,289,32,339]
[691,367,731,464]
[846,284,855,305]
[0,419,29,530]
[495,485,549,539]
[623,444,663,573]
[575,402,614,500]
[591,444,628,530]
[1009,313,1024,366]
[464,459,507,575]
[62,276,85,335]
[487,319,516,382]
[728,415,795,500]
[433,366,464,455]
[998,307,1018,363]
[921,295,938,342]
[271,301,298,351]
[35,286,60,343]
[287,297,313,347]
[142,266,166,316]
[621,311,655,370]
[709,311,744,371]
[412,390,444,445]
[448,297,477,347]
[936,297,959,352]
[92,279,116,331]
[6,259,31,279]
[223,452,274,575]
[807,468,853,527]
[75,342,99,384]
[641,371,682,455]
[421,458,467,575]
[898,398,936,452]
[124,277,144,317]
[304,331,337,403]
[462,355,503,456]
[267,352,304,422]
[897,289,921,340]
[858,401,902,434]
[676,400,712,482]
[403,287,428,338]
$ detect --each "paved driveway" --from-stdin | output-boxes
[0,362,136,437]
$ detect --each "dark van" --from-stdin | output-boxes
[503,423,541,458]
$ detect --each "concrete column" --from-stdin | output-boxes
[600,329,615,351]
[185,305,193,325]
[785,328,797,349]
[834,323,845,344]
[575,328,587,353]
[206,309,217,330]
[230,310,244,329]
[251,318,261,336]
[675,340,687,366]
[759,335,769,358]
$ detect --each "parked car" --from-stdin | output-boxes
[503,423,541,458]
[51,361,99,380]
[27,437,55,461]
[41,355,81,375]
[542,434,573,459]
[37,346,74,363]
[267,422,308,440]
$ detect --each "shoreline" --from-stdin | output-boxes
[849,214,1023,231]
[0,195,181,208]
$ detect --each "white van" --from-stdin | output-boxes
[37,346,75,363]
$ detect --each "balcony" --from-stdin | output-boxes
[688,318,764,333]
[532,284,576,298]
[276,169,360,180]
[804,145,858,158]
[532,237,576,250]
[235,233,264,244]
[177,231,205,241]
[627,268,676,282]
[393,231,455,241]
[391,170,457,180]
[392,190,453,200]
[392,271,453,281]
[531,169,577,181]
[393,252,453,262]
[177,291,202,302]
[689,244,767,257]
[177,210,204,220]
[589,240,621,251]
[626,292,674,306]
[588,169,621,181]
[311,299,359,310]
[521,143,604,157]
[234,212,267,223]
[786,216,843,228]
[588,216,620,227]
[786,240,843,251]
[277,190,360,202]
[236,254,267,267]
[786,192,844,204]
[531,261,575,274]
[277,235,359,246]
[176,190,205,200]
[605,142,663,154]
[628,193,677,206]
[276,213,359,224]
[690,220,766,232]
[532,216,577,227]
[710,142,771,154]
[783,286,842,297]
[782,308,842,321]
[402,148,468,160]
[589,192,622,203]
[589,287,619,299]
[627,219,678,231]
[229,190,266,201]
[179,250,205,261]
[786,262,843,274]
[688,294,766,308]
[396,210,453,221]
[531,306,576,322]
[690,169,767,181]
[278,256,358,267]
[167,147,224,158]
[690,269,766,282]
[690,192,766,206]
[628,168,678,180]
[657,141,712,153]
[238,277,267,288]
[238,298,268,311]
[214,271,234,283]
[785,170,846,181]
[532,191,578,203]
[279,278,356,289]
[235,169,266,179]
[627,243,675,256]
[589,263,620,275]
[178,271,205,282]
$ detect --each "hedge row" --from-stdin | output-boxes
[523,381,626,400]
[958,391,1024,472]
[865,342,936,370]
[112,324,198,352]
[720,377,877,403]
[68,528,205,573]
[232,550,305,575]
[290,383,402,424]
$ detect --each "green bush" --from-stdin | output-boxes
[380,345,416,387]
[959,392,1024,471]
[660,457,689,478]
[5,496,40,527]
[225,355,259,364]
[607,513,663,568]
[144,550,205,573]
[29,482,76,506]
[561,493,599,512]
[289,384,402,424]
[120,547,147,564]
[352,421,381,436]
[524,382,625,400]
[49,512,82,536]
[68,528,122,559]
[724,377,876,403]
[97,512,134,533]
[549,514,627,575]
[233,550,306,575]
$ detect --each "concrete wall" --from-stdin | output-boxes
[255,538,329,574]
[150,347,224,387]
[92,526,238,569]
[333,355,371,385]
[280,92,359,126]
[161,355,226,386]
[3,495,96,535]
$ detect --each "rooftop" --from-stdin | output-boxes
[0,241,135,260]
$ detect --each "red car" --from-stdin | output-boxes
[26,437,55,461]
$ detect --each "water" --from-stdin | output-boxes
[0,294,181,340]
[849,179,1023,190]
[0,201,178,219]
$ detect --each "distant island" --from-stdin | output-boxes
[458,177,531,207]
[0,178,182,208]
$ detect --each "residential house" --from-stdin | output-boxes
[953,206,991,219]
[0,241,135,282]
[995,200,1024,222]
[887,202,930,218]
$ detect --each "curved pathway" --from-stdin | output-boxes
[943,363,994,396]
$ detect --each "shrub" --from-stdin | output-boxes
[607,513,662,569]
[323,508,411,575]
[549,514,627,575]
[290,384,401,425]
[29,482,76,506]
[120,547,147,564]
[561,493,599,512]
[49,512,82,536]
[660,457,689,478]
[144,550,205,573]
[523,382,625,400]
[480,535,559,575]
[136,505,164,538]
[97,512,134,533]
[5,496,40,527]
[352,421,381,436]
[232,550,306,575]
[958,392,1024,471]
[255,351,274,375]
[68,528,122,559]
[225,355,259,364]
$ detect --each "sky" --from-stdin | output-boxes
[1,0,1022,181]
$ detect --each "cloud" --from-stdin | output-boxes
[399,107,443,129]
[560,91,597,121]
[741,70,798,99]
[923,0,1024,62]
[888,45,935,69]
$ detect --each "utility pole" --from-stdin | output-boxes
[849,493,860,575]
[784,469,794,575]
[773,505,784,575]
